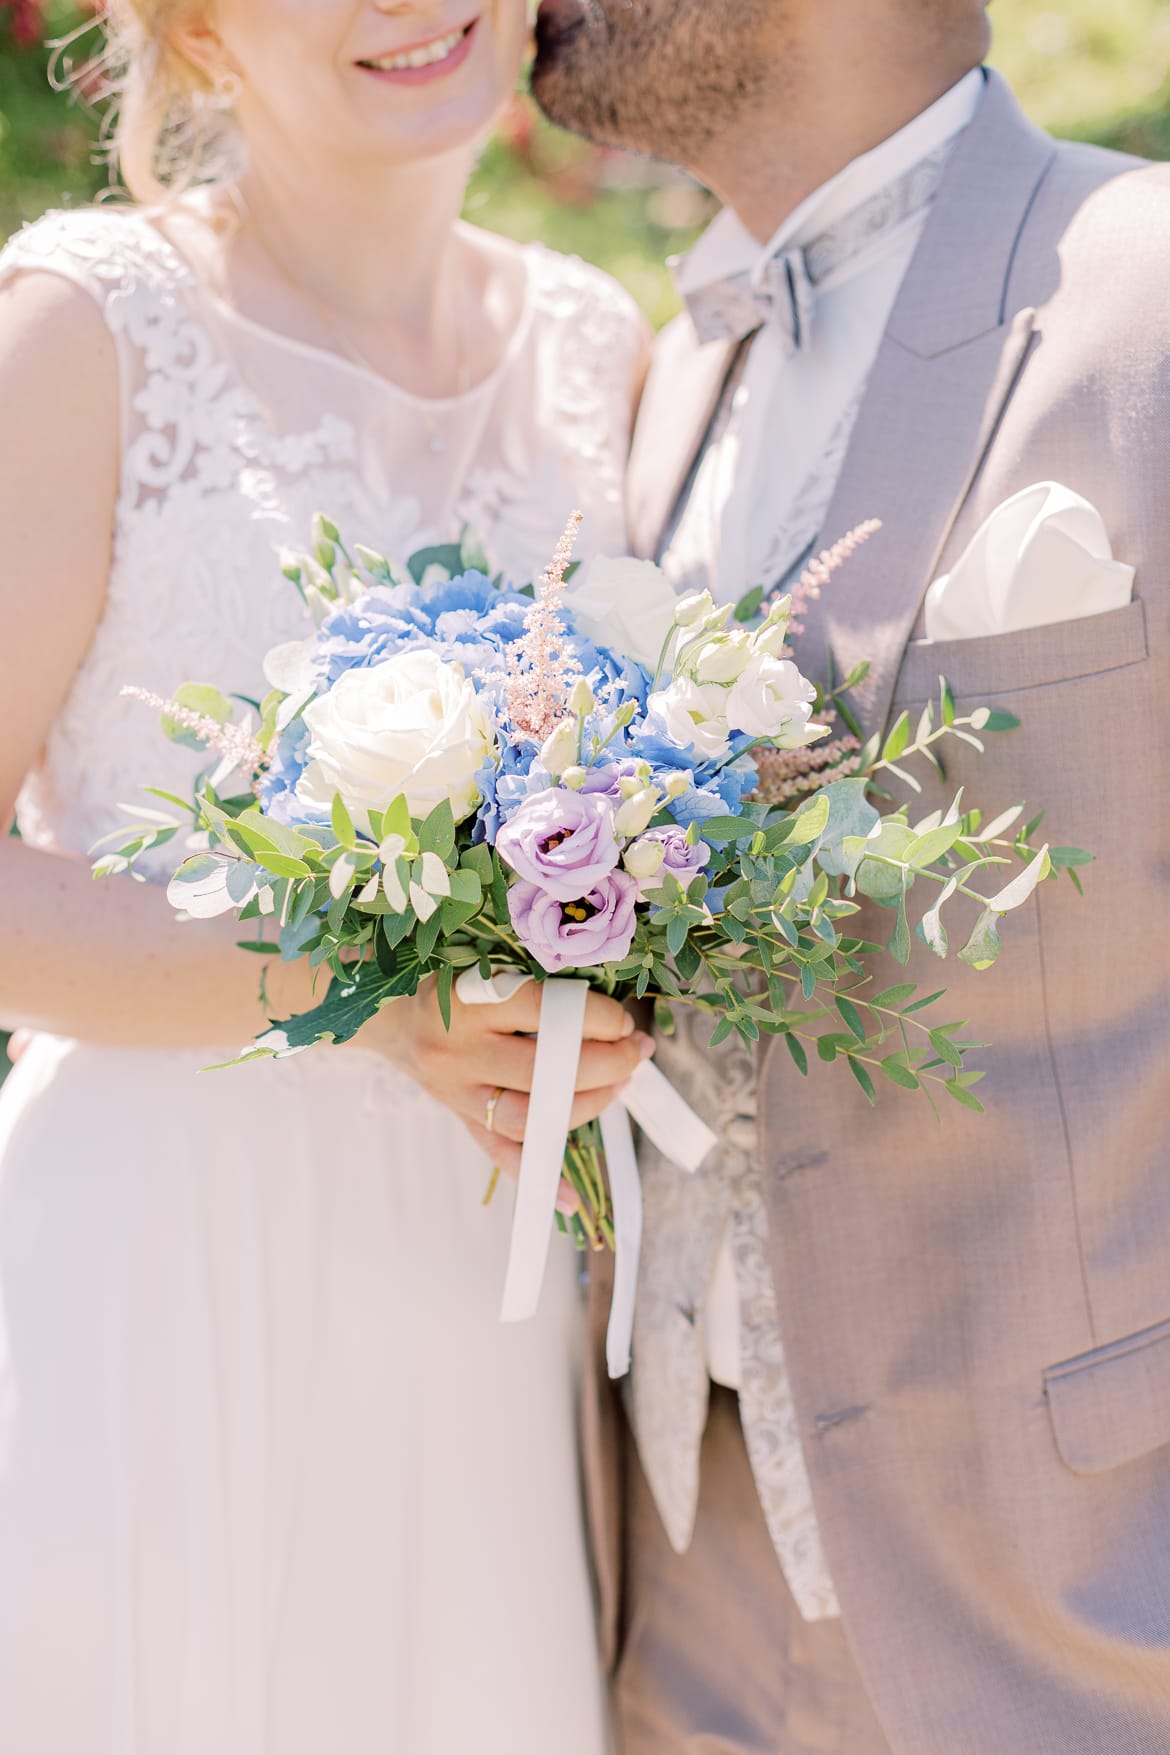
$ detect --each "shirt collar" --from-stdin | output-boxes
[675,67,986,301]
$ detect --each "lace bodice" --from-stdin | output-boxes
[1,205,644,868]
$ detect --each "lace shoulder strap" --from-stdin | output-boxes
[0,204,192,328]
[529,244,648,381]
[527,245,649,476]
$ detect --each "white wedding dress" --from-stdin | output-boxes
[0,205,643,1755]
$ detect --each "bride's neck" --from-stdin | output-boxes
[234,140,478,335]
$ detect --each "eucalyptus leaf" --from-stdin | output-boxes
[959,908,1002,970]
[985,846,1051,913]
[418,798,457,861]
[267,959,414,1049]
[813,778,881,878]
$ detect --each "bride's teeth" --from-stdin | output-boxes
[367,28,466,72]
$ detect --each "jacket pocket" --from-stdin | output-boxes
[1044,1316,1170,1476]
[893,598,1148,706]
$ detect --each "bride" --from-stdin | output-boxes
[0,1,652,1748]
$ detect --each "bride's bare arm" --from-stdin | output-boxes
[0,271,321,1047]
[0,274,649,1133]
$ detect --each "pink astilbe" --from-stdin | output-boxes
[751,732,863,807]
[121,687,268,777]
[766,520,882,655]
[490,511,584,741]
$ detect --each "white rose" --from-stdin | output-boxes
[296,650,496,834]
[726,654,819,744]
[649,675,731,760]
[570,556,680,670]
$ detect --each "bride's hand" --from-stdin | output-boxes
[361,978,653,1181]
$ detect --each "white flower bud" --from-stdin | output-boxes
[561,765,588,791]
[538,718,580,778]
[675,589,716,627]
[623,837,667,880]
[751,619,789,657]
[693,632,753,684]
[662,769,692,799]
[568,676,595,717]
[617,775,643,800]
[614,788,659,838]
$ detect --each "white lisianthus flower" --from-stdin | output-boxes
[649,675,732,759]
[691,631,754,684]
[570,556,680,670]
[674,589,717,627]
[539,717,579,778]
[623,837,667,881]
[750,618,790,658]
[614,788,660,838]
[726,654,821,745]
[297,650,496,834]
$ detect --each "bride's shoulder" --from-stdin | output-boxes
[524,239,649,344]
[0,202,186,307]
[463,222,649,359]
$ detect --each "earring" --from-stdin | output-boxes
[209,70,243,112]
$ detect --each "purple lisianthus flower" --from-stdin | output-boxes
[495,788,621,902]
[576,758,645,800]
[509,870,640,974]
[628,825,712,898]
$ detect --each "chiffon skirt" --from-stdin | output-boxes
[0,1034,607,1755]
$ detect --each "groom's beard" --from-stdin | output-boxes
[530,0,776,163]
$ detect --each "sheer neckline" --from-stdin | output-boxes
[134,205,539,412]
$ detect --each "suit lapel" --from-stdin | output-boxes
[789,71,1056,737]
[626,325,739,561]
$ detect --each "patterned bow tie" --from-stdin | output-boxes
[679,139,957,351]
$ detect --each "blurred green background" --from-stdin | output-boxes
[3,0,1170,1074]
[4,0,1170,327]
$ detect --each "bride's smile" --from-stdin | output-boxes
[355,15,481,83]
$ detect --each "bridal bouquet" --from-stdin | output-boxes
[100,512,1088,1370]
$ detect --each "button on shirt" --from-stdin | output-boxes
[664,68,985,1392]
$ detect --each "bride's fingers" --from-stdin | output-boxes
[460,1122,579,1214]
[576,1031,653,1091]
[4,1029,32,1064]
[463,1027,649,1096]
[479,1082,630,1145]
[462,1119,522,1179]
[483,986,634,1044]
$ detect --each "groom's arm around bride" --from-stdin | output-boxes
[536,1,1170,1750]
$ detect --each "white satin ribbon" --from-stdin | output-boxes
[499,978,588,1325]
[456,968,717,1377]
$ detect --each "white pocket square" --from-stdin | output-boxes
[923,481,1135,643]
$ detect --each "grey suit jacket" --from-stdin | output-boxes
[589,69,1170,1752]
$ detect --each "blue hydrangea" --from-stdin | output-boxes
[561,618,652,713]
[473,739,555,843]
[314,572,532,687]
[257,716,329,828]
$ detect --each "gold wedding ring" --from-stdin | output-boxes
[484,1086,505,1133]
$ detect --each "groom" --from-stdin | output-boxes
[535,2,1170,1750]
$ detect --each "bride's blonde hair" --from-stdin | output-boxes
[54,0,241,203]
